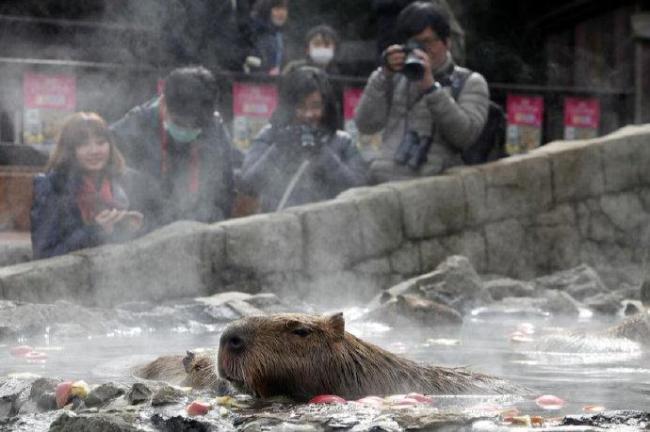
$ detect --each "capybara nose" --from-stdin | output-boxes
[220,328,247,353]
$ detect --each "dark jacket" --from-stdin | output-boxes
[30,168,161,260]
[240,125,368,212]
[251,18,284,72]
[110,98,235,225]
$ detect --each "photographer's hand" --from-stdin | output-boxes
[412,48,435,91]
[382,45,406,74]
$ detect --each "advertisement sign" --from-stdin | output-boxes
[232,82,278,150]
[505,94,544,155]
[23,72,76,149]
[343,87,382,160]
[564,97,600,140]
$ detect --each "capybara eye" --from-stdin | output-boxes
[227,335,244,350]
[292,327,312,337]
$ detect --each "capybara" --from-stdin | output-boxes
[134,351,218,388]
[533,310,650,353]
[217,312,525,401]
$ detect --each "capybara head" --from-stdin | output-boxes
[217,312,346,400]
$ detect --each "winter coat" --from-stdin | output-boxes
[110,98,236,225]
[251,18,285,72]
[240,125,368,212]
[354,53,489,183]
[31,168,161,260]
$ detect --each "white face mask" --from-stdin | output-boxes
[309,47,334,66]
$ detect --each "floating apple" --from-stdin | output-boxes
[186,400,212,416]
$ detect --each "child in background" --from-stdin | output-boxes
[283,24,340,76]
[31,112,160,259]
[250,0,289,75]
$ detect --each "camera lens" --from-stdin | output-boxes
[403,56,425,81]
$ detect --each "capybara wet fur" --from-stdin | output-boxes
[135,351,220,389]
[217,312,526,401]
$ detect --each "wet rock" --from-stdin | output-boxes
[483,278,535,300]
[0,376,38,417]
[539,290,582,316]
[151,414,221,432]
[583,292,624,315]
[225,300,266,318]
[151,385,186,406]
[85,383,126,408]
[28,378,59,402]
[247,293,282,310]
[126,383,152,405]
[419,256,492,313]
[27,378,60,412]
[35,392,57,411]
[364,294,462,327]
[614,282,640,301]
[563,410,650,428]
[534,264,609,300]
[377,256,491,316]
[49,412,140,432]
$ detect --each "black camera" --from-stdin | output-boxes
[401,41,426,81]
[278,125,321,149]
[394,130,432,170]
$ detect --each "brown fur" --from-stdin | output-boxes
[605,311,650,344]
[134,351,218,388]
[217,312,524,401]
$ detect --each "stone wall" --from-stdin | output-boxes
[2,125,650,306]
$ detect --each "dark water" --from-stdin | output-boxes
[1,307,648,418]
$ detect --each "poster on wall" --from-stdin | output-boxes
[343,87,382,161]
[564,97,600,140]
[23,72,76,152]
[232,82,278,151]
[505,94,544,155]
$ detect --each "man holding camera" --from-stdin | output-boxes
[355,1,489,184]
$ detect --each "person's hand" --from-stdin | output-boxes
[382,45,406,74]
[94,209,128,234]
[269,67,280,76]
[411,48,435,90]
[121,211,144,232]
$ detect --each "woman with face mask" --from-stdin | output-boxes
[283,25,340,76]
[31,113,161,259]
[239,67,368,213]
[250,0,289,75]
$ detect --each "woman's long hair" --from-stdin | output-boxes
[270,66,338,133]
[252,0,288,23]
[46,112,125,177]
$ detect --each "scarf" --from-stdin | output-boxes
[76,175,124,224]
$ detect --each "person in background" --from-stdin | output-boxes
[31,113,160,259]
[111,66,235,224]
[355,1,488,184]
[283,24,340,76]
[240,66,367,212]
[372,0,465,65]
[249,0,289,75]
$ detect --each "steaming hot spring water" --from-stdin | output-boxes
[1,306,649,425]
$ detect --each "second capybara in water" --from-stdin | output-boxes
[217,312,526,401]
[134,351,220,389]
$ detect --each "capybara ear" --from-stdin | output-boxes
[183,351,196,373]
[327,312,345,338]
